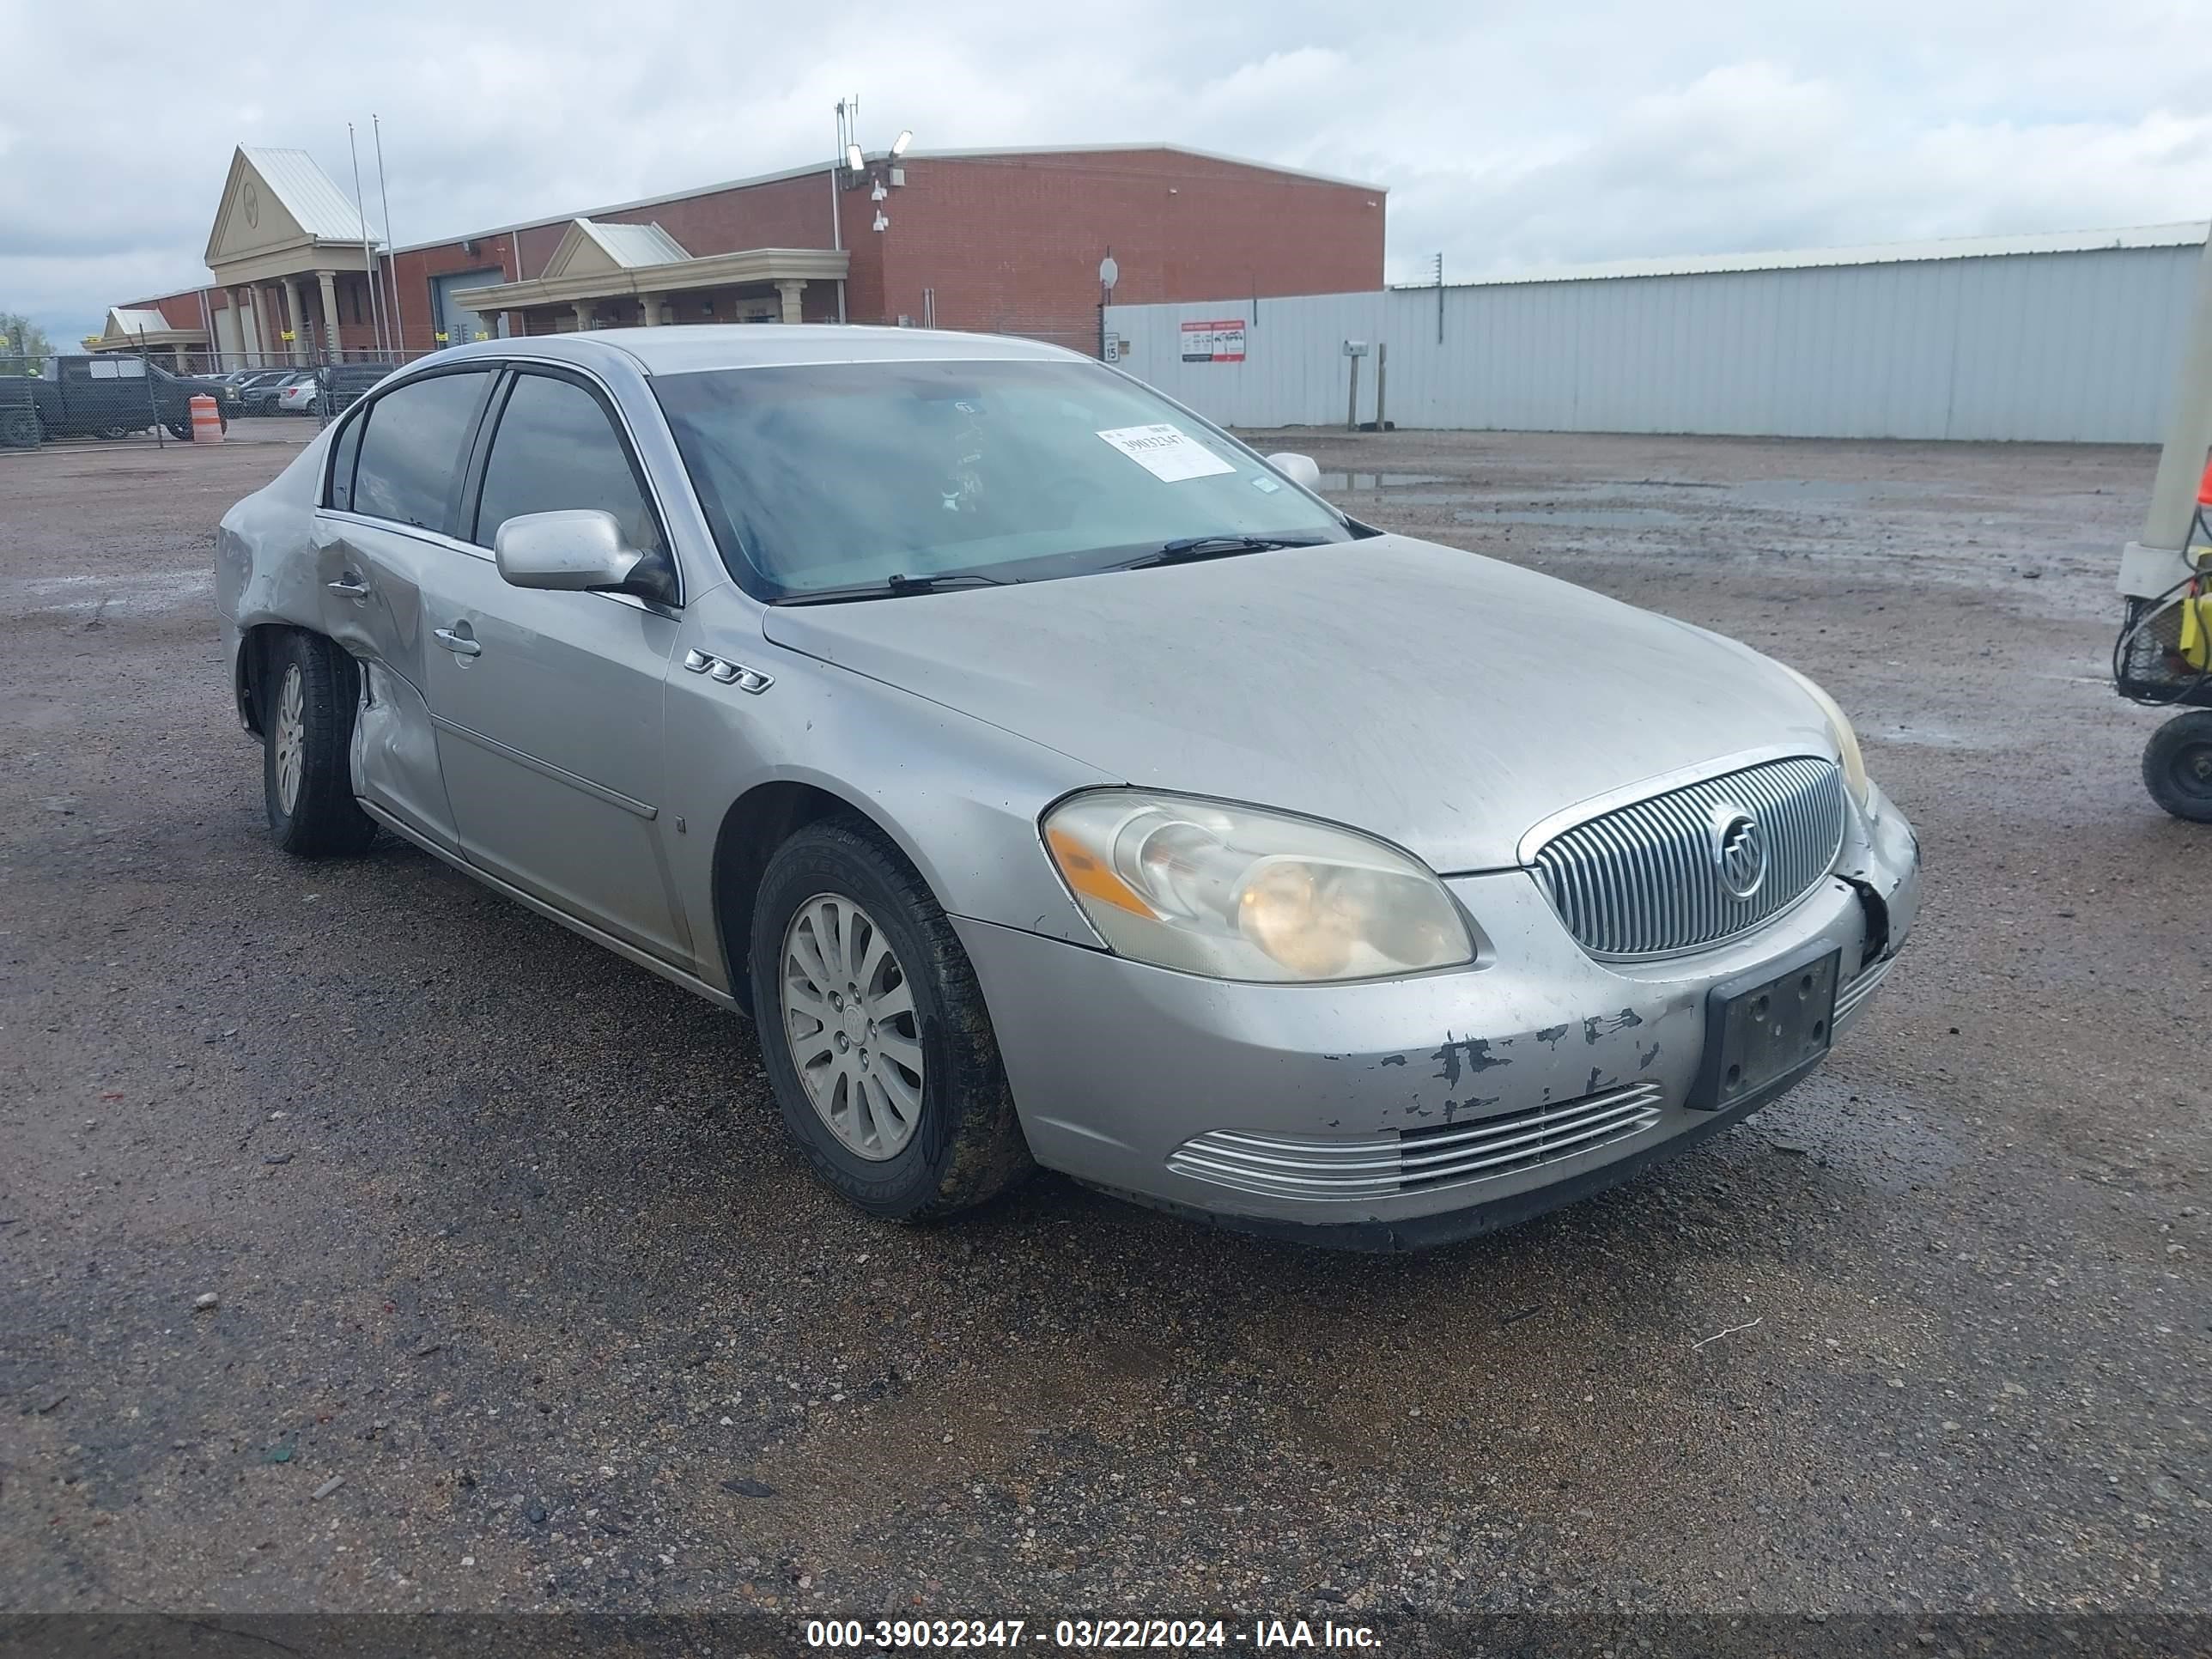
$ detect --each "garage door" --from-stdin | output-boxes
[432,269,508,349]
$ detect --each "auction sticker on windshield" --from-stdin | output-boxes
[1096,423,1237,483]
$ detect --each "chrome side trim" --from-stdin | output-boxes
[356,799,737,1009]
[428,714,658,818]
[681,648,773,692]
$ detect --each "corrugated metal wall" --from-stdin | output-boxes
[1105,244,2206,442]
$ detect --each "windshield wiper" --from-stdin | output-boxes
[774,571,1011,605]
[1114,534,1323,571]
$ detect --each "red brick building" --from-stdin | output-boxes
[106,143,1385,368]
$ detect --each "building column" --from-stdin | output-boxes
[280,276,306,362]
[572,302,595,332]
[316,272,343,364]
[635,293,660,326]
[234,287,261,363]
[776,279,806,324]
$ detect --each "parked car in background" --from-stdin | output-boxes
[216,327,1919,1249]
[30,355,235,441]
[312,361,399,418]
[276,378,324,416]
[241,370,316,415]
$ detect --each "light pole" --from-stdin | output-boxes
[1097,250,1118,360]
[833,108,914,325]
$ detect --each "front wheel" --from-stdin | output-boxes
[749,818,1032,1220]
[2145,711,2212,823]
[261,630,378,857]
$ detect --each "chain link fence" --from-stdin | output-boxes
[0,345,430,453]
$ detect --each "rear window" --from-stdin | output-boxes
[327,413,365,513]
[347,370,491,533]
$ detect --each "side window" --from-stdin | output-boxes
[472,372,663,554]
[326,410,366,511]
[349,370,490,533]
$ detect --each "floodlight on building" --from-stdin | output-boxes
[846,143,865,173]
[890,130,913,158]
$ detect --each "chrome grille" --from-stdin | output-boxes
[1531,756,1846,959]
[1166,1081,1663,1202]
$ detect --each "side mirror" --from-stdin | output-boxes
[1266,451,1322,491]
[494,509,648,594]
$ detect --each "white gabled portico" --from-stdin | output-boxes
[446,217,848,335]
[86,307,209,366]
[204,147,383,364]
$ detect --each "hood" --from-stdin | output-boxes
[761,534,1832,872]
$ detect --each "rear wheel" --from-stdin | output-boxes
[749,818,1032,1220]
[261,630,378,857]
[0,409,37,448]
[2144,711,2212,823]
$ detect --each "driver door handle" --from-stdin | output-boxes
[326,574,370,597]
[434,626,481,657]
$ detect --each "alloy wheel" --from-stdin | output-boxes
[272,663,306,815]
[780,893,924,1160]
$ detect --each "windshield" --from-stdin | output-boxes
[651,357,1348,599]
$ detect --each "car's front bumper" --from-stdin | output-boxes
[956,787,1919,1249]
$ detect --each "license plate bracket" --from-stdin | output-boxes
[1690,942,1840,1111]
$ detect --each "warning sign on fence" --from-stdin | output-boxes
[1179,319,1247,363]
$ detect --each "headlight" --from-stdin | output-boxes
[1779,664,1871,809]
[1042,790,1475,982]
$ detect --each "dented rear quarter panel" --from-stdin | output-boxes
[216,427,336,727]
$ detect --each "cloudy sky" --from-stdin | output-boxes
[3,0,2207,344]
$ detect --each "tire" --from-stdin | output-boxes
[749,817,1033,1221]
[166,420,190,441]
[260,629,378,857]
[0,409,36,448]
[2144,711,2212,823]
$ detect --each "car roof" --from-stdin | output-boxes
[416,324,1087,379]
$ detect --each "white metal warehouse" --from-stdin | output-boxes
[1104,223,2211,443]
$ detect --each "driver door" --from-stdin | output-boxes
[414,366,690,966]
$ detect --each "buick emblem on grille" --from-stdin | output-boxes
[1709,806,1767,901]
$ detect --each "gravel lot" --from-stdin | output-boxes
[3,417,2206,1644]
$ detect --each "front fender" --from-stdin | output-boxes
[662,590,1115,995]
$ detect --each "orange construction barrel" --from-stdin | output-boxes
[2199,455,2211,507]
[189,393,222,445]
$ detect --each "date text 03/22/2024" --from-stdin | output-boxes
[805,1617,1383,1650]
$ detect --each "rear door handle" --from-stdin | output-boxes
[326,574,370,597]
[434,626,481,657]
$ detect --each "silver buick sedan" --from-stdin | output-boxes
[216,326,1920,1249]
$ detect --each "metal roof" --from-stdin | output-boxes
[392,143,1383,256]
[900,143,1386,193]
[571,218,691,269]
[105,307,173,337]
[240,146,376,243]
[1395,222,2212,290]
